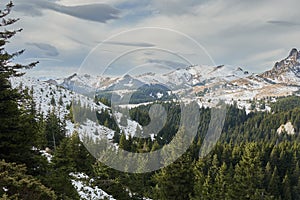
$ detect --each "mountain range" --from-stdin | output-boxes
[39,48,299,110]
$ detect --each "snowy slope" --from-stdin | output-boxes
[10,76,108,136]
[11,75,142,139]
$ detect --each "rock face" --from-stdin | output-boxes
[277,122,295,135]
[260,48,300,84]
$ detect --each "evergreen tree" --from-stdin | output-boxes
[58,95,63,106]
[153,152,194,200]
[0,160,56,199]
[47,137,80,199]
[0,1,38,169]
[119,133,130,151]
[50,95,56,106]
[268,166,280,197]
[231,143,266,199]
[282,173,292,200]
[45,109,66,150]
[69,132,95,174]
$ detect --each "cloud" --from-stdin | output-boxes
[12,0,300,77]
[147,59,187,69]
[151,0,206,15]
[15,0,120,23]
[26,42,59,56]
[267,20,300,27]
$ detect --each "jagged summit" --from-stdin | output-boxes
[288,48,299,58]
[260,48,300,84]
[273,48,300,71]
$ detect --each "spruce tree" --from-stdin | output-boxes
[282,173,292,200]
[45,109,66,150]
[0,1,38,168]
[232,143,266,199]
[268,166,280,197]
[0,160,56,200]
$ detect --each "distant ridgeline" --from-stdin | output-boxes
[93,94,300,148]
[96,83,176,105]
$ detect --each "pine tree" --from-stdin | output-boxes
[69,131,95,174]
[45,109,66,150]
[48,137,80,199]
[268,166,280,197]
[265,161,272,187]
[0,160,56,199]
[119,133,130,151]
[232,143,266,199]
[151,141,160,151]
[58,95,63,106]
[153,152,194,200]
[215,162,228,199]
[50,95,56,106]
[0,1,38,168]
[282,173,292,200]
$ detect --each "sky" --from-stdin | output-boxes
[5,0,300,77]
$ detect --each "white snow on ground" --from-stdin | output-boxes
[10,76,107,136]
[114,112,142,138]
[40,150,53,163]
[118,102,153,109]
[66,120,76,136]
[11,76,146,143]
[71,173,116,200]
[157,92,163,98]
[78,119,115,140]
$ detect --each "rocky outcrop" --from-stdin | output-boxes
[260,48,300,84]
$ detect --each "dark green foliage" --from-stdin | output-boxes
[0,1,41,171]
[96,96,111,107]
[130,102,181,145]
[58,96,63,106]
[47,138,79,199]
[93,161,154,200]
[40,131,96,199]
[0,160,56,200]
[72,100,97,124]
[50,95,56,106]
[91,96,300,200]
[153,152,194,200]
[192,141,300,200]
[44,109,66,150]
[96,108,120,132]
[271,95,300,113]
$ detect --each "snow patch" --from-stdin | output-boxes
[71,173,116,200]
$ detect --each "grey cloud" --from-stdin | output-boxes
[267,20,300,27]
[151,0,206,15]
[15,0,120,23]
[104,41,155,47]
[15,4,43,16]
[27,42,59,57]
[147,59,188,68]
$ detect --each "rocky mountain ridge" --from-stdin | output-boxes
[260,48,300,84]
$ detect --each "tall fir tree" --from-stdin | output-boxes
[0,1,38,169]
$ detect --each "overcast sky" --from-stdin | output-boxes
[6,0,300,77]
